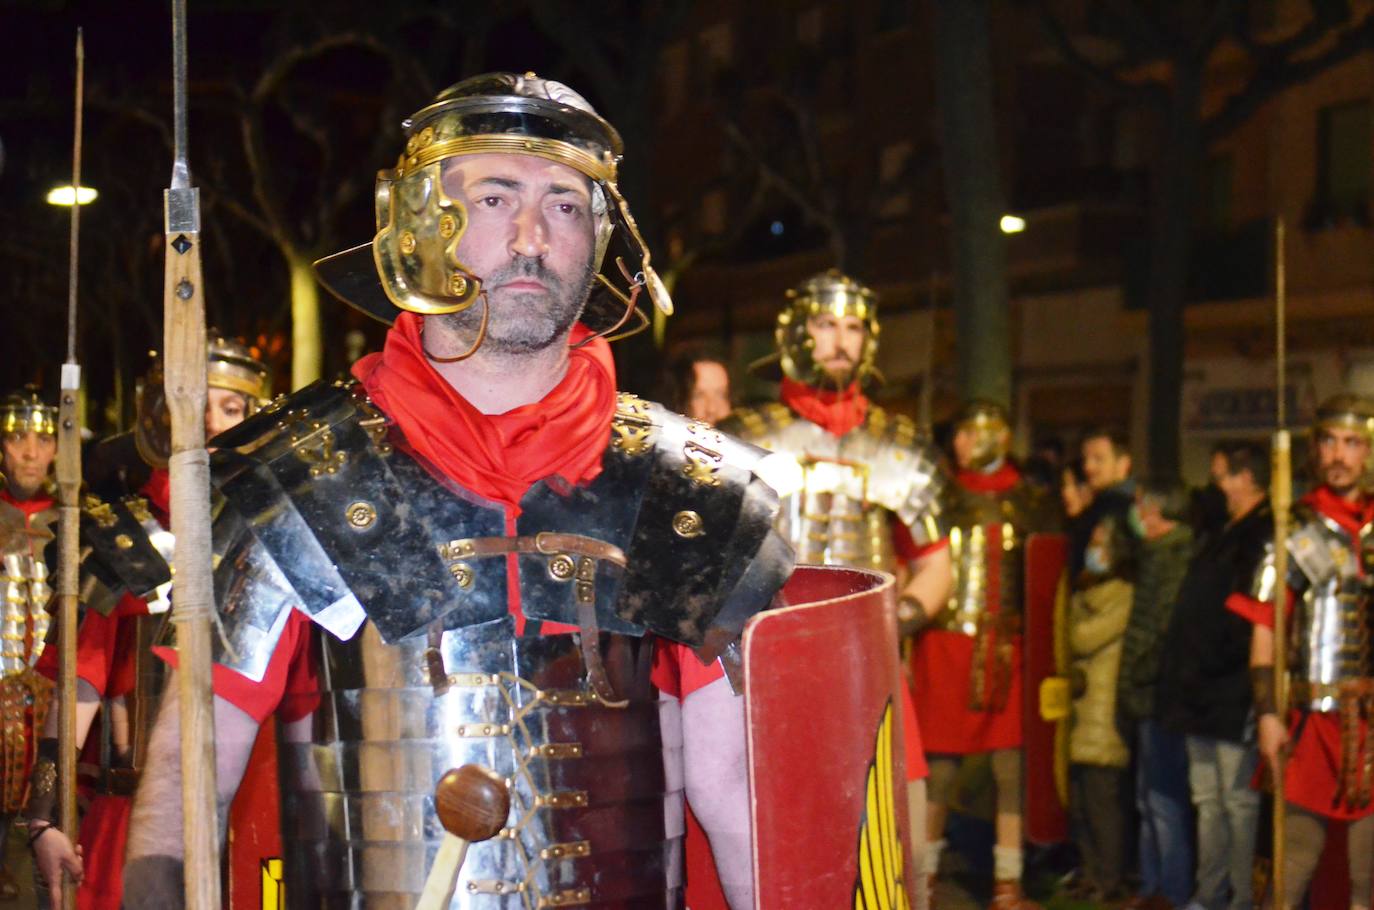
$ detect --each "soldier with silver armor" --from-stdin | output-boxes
[121,74,791,910]
[720,269,951,907]
[0,389,58,898]
[1229,394,1374,907]
[910,400,1057,909]
[27,336,271,910]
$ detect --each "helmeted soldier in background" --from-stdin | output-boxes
[911,400,1058,908]
[1229,393,1374,909]
[121,73,794,910]
[0,389,59,899]
[721,268,952,907]
[28,336,271,910]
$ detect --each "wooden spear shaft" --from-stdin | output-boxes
[1271,217,1292,907]
[53,29,85,910]
[164,1,220,906]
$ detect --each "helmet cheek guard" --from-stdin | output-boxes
[372,156,480,317]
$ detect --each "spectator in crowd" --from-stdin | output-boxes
[1190,442,1232,548]
[1072,428,1135,574]
[1159,442,1269,910]
[1119,479,1196,910]
[663,346,732,426]
[1066,429,1138,902]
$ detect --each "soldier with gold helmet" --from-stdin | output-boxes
[0,389,59,899]
[909,400,1059,909]
[1228,393,1374,907]
[27,335,271,910]
[721,268,952,906]
[116,73,795,910]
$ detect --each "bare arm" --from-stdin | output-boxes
[681,675,752,909]
[39,677,101,746]
[121,672,260,909]
[905,544,952,620]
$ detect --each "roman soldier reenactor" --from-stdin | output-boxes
[27,336,271,910]
[0,390,59,899]
[1229,393,1374,907]
[721,268,952,906]
[911,400,1060,908]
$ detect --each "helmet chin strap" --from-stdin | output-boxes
[421,291,490,363]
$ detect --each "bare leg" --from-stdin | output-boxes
[681,676,751,910]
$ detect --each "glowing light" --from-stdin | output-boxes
[46,185,98,206]
[999,214,1026,234]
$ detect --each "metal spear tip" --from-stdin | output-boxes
[434,765,509,842]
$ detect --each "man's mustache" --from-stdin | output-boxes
[488,255,562,291]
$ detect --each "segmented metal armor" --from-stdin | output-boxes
[1252,503,1374,805]
[721,402,943,574]
[0,496,55,810]
[206,381,790,908]
[939,481,1056,712]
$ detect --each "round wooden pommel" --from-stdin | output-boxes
[434,765,509,842]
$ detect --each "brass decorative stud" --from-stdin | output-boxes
[449,562,474,588]
[345,501,377,530]
[672,511,706,539]
[548,554,577,581]
[399,231,416,255]
[438,213,458,239]
[417,126,435,147]
[115,534,134,550]
[449,273,469,297]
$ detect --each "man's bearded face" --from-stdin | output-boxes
[439,153,598,354]
[1315,426,1370,494]
[805,312,866,386]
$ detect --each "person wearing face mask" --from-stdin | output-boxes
[0,389,59,900]
[911,401,1060,909]
[721,269,951,908]
[27,336,271,910]
[1228,394,1374,909]
[1064,428,1138,902]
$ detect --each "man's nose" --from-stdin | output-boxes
[509,206,549,259]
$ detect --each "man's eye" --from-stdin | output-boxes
[554,202,583,216]
[477,195,504,208]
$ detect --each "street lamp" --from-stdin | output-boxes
[46,185,97,206]
[999,214,1026,234]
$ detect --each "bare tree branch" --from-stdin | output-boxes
[1032,0,1166,105]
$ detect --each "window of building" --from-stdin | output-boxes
[700,190,727,236]
[877,141,913,218]
[660,41,688,118]
[1315,98,1371,222]
[796,6,823,46]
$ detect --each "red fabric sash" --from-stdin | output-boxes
[780,377,869,438]
[0,488,53,518]
[1307,485,1374,538]
[956,462,1021,495]
[352,312,616,510]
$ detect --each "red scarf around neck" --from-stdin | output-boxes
[0,487,53,518]
[956,462,1021,495]
[352,312,617,510]
[780,377,870,437]
[1306,485,1374,537]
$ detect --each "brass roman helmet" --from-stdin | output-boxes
[135,334,272,468]
[1313,393,1374,441]
[954,399,1011,471]
[766,269,880,387]
[0,388,57,438]
[313,72,671,346]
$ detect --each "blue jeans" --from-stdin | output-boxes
[1136,719,1194,904]
[1185,734,1259,910]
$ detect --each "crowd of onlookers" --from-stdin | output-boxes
[1042,431,1275,909]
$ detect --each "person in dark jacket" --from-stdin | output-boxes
[1119,479,1195,910]
[1158,441,1270,910]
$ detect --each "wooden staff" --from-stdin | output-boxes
[52,29,85,910]
[163,1,220,906]
[1270,217,1292,907]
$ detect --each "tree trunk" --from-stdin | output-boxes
[931,0,1011,410]
[1143,65,1203,481]
[288,252,321,390]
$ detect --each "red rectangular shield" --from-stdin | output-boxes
[1022,532,1069,845]
[745,565,914,909]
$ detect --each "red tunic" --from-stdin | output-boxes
[1226,487,1374,822]
[910,465,1026,754]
